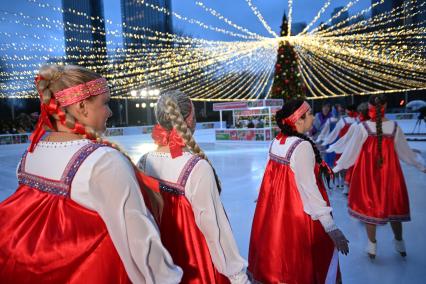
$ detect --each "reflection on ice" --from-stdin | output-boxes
[0,129,425,284]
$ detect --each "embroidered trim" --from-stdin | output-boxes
[348,208,410,225]
[177,156,202,186]
[159,181,185,196]
[269,138,303,165]
[62,143,105,185]
[269,153,290,165]
[150,155,201,196]
[17,142,105,197]
[18,150,29,173]
[54,78,109,107]
[18,172,69,196]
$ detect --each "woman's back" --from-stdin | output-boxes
[0,140,182,284]
[0,140,131,283]
[139,151,247,284]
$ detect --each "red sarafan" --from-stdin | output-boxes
[348,122,410,224]
[0,143,130,284]
[248,138,339,284]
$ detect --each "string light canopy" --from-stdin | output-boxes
[0,0,425,101]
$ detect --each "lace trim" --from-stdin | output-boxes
[149,151,192,158]
[37,139,90,147]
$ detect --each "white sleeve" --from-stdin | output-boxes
[316,119,330,143]
[327,123,357,154]
[87,150,182,284]
[290,141,337,233]
[187,160,249,284]
[394,126,425,172]
[322,119,343,146]
[333,125,367,172]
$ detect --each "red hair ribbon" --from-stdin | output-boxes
[29,75,57,152]
[368,103,385,122]
[347,111,358,118]
[276,132,288,144]
[151,124,186,159]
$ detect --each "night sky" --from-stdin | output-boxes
[1,0,373,57]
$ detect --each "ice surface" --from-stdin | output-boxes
[0,123,425,283]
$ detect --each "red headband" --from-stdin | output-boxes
[283,101,311,126]
[28,75,105,152]
[54,77,109,107]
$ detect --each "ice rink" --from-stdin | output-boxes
[0,126,425,284]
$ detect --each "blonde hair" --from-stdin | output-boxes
[156,90,222,193]
[36,64,103,141]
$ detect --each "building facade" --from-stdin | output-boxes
[62,0,108,72]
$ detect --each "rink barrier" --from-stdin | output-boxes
[0,121,226,145]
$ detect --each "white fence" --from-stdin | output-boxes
[0,121,226,145]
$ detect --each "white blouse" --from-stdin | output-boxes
[326,122,359,154]
[138,151,249,284]
[21,140,183,284]
[321,116,357,146]
[315,118,331,143]
[333,121,425,173]
[270,137,337,233]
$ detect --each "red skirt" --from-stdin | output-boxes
[248,161,338,284]
[159,192,229,284]
[348,136,410,224]
[0,186,130,284]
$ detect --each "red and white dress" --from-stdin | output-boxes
[0,140,182,284]
[138,152,249,284]
[315,118,333,143]
[333,121,425,224]
[322,117,357,165]
[327,121,359,186]
[248,137,340,284]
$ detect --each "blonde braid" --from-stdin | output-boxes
[36,69,102,141]
[34,64,126,153]
[163,97,222,193]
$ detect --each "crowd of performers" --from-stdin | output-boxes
[0,64,424,284]
[311,97,425,262]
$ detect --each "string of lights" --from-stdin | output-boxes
[0,0,425,101]
[298,0,331,35]
[244,0,279,38]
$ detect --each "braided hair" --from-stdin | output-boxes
[156,90,223,194]
[357,102,369,121]
[35,64,123,152]
[369,94,387,167]
[36,65,103,139]
[276,99,333,184]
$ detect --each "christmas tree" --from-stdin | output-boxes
[270,13,305,100]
